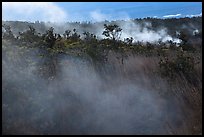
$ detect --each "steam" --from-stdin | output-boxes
[163,14,181,18]
[2,2,68,23]
[193,29,199,35]
[90,10,113,22]
[88,11,181,44]
[90,10,130,22]
[2,41,186,134]
[49,20,181,44]
[119,21,181,43]
[186,13,202,18]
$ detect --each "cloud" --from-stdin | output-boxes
[2,2,68,22]
[90,10,130,22]
[90,10,112,22]
[163,14,181,18]
[186,12,202,17]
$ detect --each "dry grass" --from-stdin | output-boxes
[105,51,202,135]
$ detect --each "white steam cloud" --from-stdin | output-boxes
[119,21,181,44]
[94,21,181,44]
[2,42,185,134]
[186,12,202,18]
[2,2,68,23]
[90,10,130,22]
[90,10,112,22]
[163,14,181,18]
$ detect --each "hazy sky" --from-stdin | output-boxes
[2,2,202,22]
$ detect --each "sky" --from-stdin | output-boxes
[2,2,202,23]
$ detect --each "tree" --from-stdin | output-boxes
[124,37,133,45]
[40,27,59,81]
[178,29,196,51]
[2,24,15,40]
[42,27,56,48]
[178,29,188,46]
[70,28,80,41]
[83,31,97,43]
[63,30,71,39]
[102,24,122,41]
[18,25,40,43]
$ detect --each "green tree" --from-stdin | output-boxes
[83,31,97,43]
[102,24,122,41]
[42,27,56,48]
[18,25,40,43]
[124,37,133,45]
[2,24,15,40]
[70,29,80,41]
[63,30,71,39]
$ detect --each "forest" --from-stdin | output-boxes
[2,17,202,135]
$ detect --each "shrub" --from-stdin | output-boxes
[159,51,195,79]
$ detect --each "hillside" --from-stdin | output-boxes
[2,17,202,135]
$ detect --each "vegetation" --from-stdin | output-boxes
[2,17,202,91]
[2,17,202,135]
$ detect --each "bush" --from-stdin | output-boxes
[159,51,195,79]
